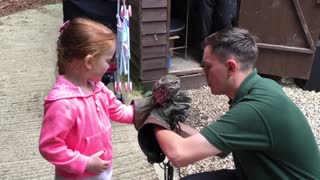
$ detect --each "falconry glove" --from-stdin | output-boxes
[137,102,190,163]
[136,75,192,163]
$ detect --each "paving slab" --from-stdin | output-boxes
[0,3,158,180]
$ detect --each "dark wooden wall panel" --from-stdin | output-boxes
[142,0,167,8]
[239,0,308,47]
[257,49,313,79]
[141,46,167,59]
[239,0,320,79]
[141,57,167,70]
[142,34,167,47]
[299,0,320,43]
[140,69,167,81]
[142,8,167,22]
[131,61,166,81]
[141,22,167,35]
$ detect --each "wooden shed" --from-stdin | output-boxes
[238,0,320,83]
[127,0,320,90]
[128,0,206,90]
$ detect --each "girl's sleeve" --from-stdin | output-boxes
[103,87,134,124]
[39,100,89,175]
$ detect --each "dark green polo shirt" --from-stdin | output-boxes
[201,69,320,180]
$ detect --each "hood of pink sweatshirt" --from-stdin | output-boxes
[39,76,133,178]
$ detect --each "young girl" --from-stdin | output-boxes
[39,18,134,180]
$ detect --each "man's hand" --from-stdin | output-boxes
[86,150,110,174]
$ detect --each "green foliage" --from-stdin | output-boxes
[143,91,152,97]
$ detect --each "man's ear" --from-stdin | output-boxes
[226,59,237,76]
[84,54,94,69]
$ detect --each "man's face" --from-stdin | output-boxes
[202,46,229,95]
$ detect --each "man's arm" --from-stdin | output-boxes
[177,122,198,138]
[154,126,222,167]
[178,122,229,159]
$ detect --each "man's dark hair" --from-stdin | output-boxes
[204,27,258,71]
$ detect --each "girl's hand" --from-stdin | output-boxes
[86,150,110,174]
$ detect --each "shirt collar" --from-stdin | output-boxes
[229,69,260,106]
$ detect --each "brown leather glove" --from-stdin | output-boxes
[138,100,191,164]
[132,89,192,129]
[134,75,192,163]
[131,96,153,130]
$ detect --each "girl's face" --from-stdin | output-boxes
[90,49,116,83]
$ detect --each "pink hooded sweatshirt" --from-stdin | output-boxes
[39,76,133,178]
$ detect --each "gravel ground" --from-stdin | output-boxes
[179,78,320,177]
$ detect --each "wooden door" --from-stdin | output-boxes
[238,0,320,79]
